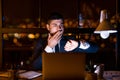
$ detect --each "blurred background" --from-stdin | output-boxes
[0,0,120,70]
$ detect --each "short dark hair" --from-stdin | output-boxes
[47,12,64,24]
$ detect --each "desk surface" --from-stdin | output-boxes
[0,70,42,80]
[1,70,120,80]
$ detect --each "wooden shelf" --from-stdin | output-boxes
[1,28,95,33]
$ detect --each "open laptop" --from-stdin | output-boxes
[42,52,86,80]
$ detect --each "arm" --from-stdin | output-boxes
[44,31,62,53]
[28,38,44,70]
[64,40,99,53]
[78,41,99,53]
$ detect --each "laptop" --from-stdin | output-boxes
[42,52,86,80]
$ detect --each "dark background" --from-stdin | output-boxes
[3,0,118,22]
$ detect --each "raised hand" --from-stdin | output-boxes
[64,40,78,51]
[47,31,63,48]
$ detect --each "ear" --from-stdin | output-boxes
[46,24,50,31]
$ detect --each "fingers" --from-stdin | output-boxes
[64,40,78,51]
[51,31,62,41]
[47,31,63,48]
[48,33,51,40]
[54,31,62,41]
[64,40,73,51]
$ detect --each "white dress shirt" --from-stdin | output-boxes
[44,41,90,53]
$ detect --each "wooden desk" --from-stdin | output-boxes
[18,76,42,80]
[0,70,42,80]
[2,70,120,80]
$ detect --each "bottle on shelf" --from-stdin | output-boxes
[78,13,84,28]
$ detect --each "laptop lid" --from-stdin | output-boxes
[42,52,86,80]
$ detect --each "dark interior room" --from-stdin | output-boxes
[0,0,120,80]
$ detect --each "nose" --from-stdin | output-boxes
[58,25,62,29]
[58,25,63,30]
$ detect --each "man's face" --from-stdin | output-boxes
[46,19,64,36]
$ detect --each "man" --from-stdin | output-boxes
[31,12,98,70]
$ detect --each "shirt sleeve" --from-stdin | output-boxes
[44,45,54,53]
[79,41,90,49]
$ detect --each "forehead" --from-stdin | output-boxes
[49,19,63,24]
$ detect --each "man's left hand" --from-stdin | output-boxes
[64,40,78,51]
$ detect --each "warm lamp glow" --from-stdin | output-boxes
[94,20,117,39]
[94,10,117,39]
[100,31,109,39]
[28,34,35,39]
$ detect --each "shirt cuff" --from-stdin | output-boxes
[79,41,90,49]
[44,46,54,53]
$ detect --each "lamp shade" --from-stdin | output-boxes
[94,9,117,39]
[94,20,117,34]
